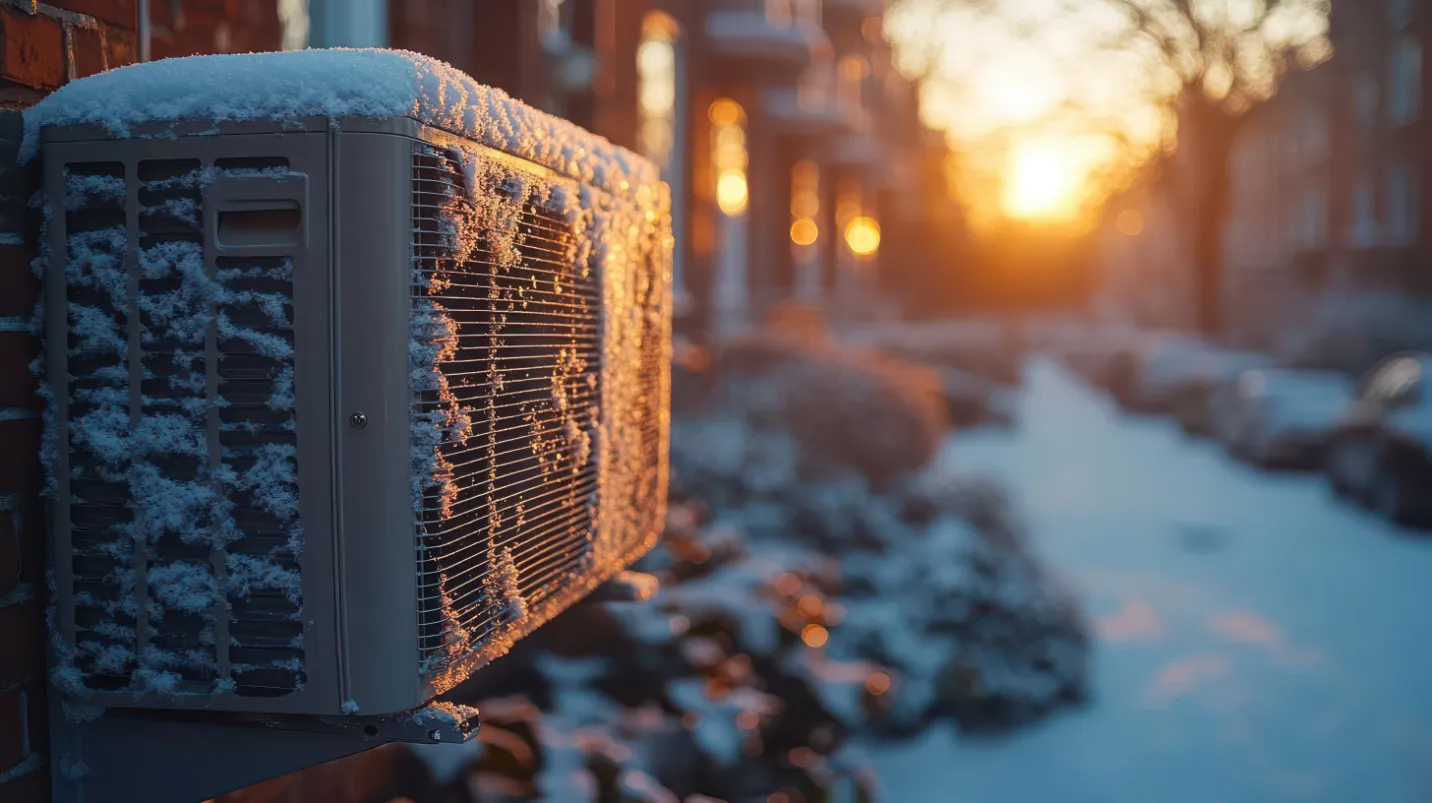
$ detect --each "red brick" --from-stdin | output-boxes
[1,8,64,90]
[0,334,37,410]
[72,20,136,77]
[71,22,103,80]
[0,603,42,690]
[49,0,137,28]
[0,691,22,772]
[0,249,38,319]
[0,766,48,803]
[0,420,41,498]
[103,21,136,69]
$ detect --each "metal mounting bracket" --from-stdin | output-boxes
[49,695,479,803]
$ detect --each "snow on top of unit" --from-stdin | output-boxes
[21,49,658,196]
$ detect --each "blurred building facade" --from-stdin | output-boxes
[386,0,954,340]
[1098,0,1431,349]
[1220,63,1333,349]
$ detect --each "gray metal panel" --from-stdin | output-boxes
[42,130,342,716]
[329,129,427,715]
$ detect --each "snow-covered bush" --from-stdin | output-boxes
[701,332,949,490]
[844,319,1026,387]
[408,335,1088,801]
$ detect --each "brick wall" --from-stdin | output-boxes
[0,5,420,802]
[150,0,280,59]
[0,5,138,802]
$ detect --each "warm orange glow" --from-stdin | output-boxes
[709,98,742,127]
[1116,208,1144,236]
[788,747,817,768]
[717,170,749,216]
[790,218,819,246]
[801,623,829,648]
[1002,139,1082,221]
[865,671,891,696]
[844,216,881,256]
[641,9,679,39]
[796,593,823,618]
[775,572,802,596]
[841,55,870,82]
[792,191,819,218]
[711,99,748,217]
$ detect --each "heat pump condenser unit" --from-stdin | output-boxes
[33,51,673,727]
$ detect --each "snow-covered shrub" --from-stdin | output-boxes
[845,319,1026,387]
[703,332,948,490]
[409,421,1087,801]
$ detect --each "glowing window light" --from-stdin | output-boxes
[709,98,743,127]
[717,170,749,216]
[791,159,820,247]
[711,99,748,217]
[790,218,819,246]
[844,216,881,256]
[637,12,679,170]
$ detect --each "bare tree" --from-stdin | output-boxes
[894,0,1330,331]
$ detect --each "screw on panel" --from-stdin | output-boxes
[349,412,368,429]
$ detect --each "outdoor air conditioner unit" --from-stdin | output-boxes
[30,52,670,798]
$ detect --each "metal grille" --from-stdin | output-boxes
[61,156,303,697]
[411,146,602,664]
[65,160,139,691]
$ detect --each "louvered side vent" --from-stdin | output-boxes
[58,157,304,698]
[65,161,137,691]
[411,145,602,673]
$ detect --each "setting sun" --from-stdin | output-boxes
[1002,140,1081,221]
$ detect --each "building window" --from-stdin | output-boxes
[1352,171,1381,248]
[537,0,571,41]
[637,12,679,171]
[838,55,870,112]
[1390,0,1414,28]
[1387,164,1420,244]
[792,0,821,26]
[1390,38,1422,125]
[1356,72,1380,132]
[711,99,748,217]
[791,159,820,249]
[278,0,310,50]
[1304,109,1329,163]
[765,0,792,27]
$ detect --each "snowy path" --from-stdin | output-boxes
[867,358,1432,803]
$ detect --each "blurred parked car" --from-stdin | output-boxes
[1214,369,1353,470]
[1170,351,1278,437]
[1107,336,1212,414]
[1326,353,1432,527]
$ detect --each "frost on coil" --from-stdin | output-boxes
[410,139,669,690]
[44,162,305,698]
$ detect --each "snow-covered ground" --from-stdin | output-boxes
[868,358,1432,803]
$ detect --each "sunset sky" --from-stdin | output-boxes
[885,0,1330,233]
